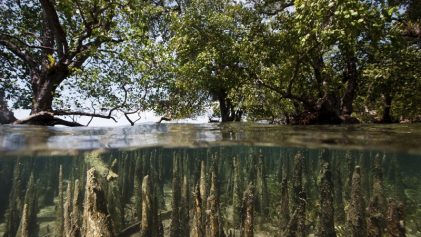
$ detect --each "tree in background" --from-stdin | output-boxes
[241,0,382,123]
[359,28,421,123]
[170,0,255,122]
[235,0,420,124]
[355,0,421,123]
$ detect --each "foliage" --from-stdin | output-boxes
[0,0,420,124]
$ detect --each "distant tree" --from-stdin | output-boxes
[237,0,420,124]
[357,0,421,122]
[169,0,253,121]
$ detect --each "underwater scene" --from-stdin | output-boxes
[0,124,420,237]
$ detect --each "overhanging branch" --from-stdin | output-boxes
[0,36,36,68]
[54,85,134,125]
[53,110,118,122]
[1,33,54,51]
[257,80,313,108]
[123,110,142,126]
[14,111,83,126]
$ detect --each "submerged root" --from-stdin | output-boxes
[346,166,366,237]
[82,168,114,237]
[240,183,255,237]
[386,199,405,237]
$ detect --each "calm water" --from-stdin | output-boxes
[0,123,420,236]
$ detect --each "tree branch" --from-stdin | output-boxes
[1,33,54,51]
[69,1,119,67]
[0,36,36,68]
[54,84,131,124]
[75,0,89,28]
[39,0,69,57]
[123,110,142,126]
[257,80,313,108]
[0,51,18,68]
[53,110,118,122]
[13,111,83,126]
[157,116,172,123]
[119,86,143,126]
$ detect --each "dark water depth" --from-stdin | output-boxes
[0,124,420,236]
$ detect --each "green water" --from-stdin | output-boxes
[0,124,420,236]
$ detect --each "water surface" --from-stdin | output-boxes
[0,124,420,236]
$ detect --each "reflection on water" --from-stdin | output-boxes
[1,123,421,155]
[0,145,420,236]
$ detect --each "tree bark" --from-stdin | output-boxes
[14,111,83,126]
[31,67,68,114]
[347,166,367,237]
[217,89,241,122]
[341,54,358,116]
[316,150,336,237]
[190,184,204,237]
[386,199,405,237]
[381,93,393,123]
[19,204,29,237]
[240,184,254,237]
[82,168,114,237]
[140,175,153,237]
[218,90,232,122]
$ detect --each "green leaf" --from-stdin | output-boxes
[388,7,396,17]
[47,54,55,67]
